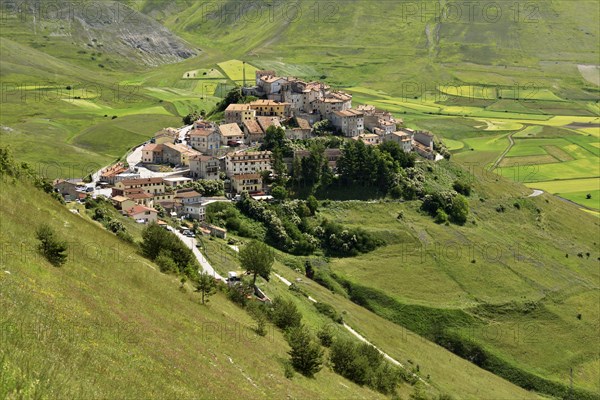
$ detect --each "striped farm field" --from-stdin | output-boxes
[217,59,259,82]
[525,177,600,193]
[499,155,559,167]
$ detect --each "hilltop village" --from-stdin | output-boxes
[54,70,444,227]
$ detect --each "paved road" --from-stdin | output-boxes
[171,228,224,281]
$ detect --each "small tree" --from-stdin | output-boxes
[270,296,302,330]
[306,195,318,215]
[195,270,217,304]
[271,185,287,201]
[36,224,68,267]
[239,240,274,285]
[287,324,323,377]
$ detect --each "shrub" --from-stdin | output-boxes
[36,224,68,267]
[116,230,135,244]
[283,361,295,379]
[314,302,343,323]
[155,250,178,273]
[434,208,448,224]
[226,283,253,307]
[452,180,471,196]
[317,325,335,347]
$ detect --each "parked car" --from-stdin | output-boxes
[182,230,195,237]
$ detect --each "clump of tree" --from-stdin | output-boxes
[0,146,64,203]
[237,194,319,255]
[141,222,199,277]
[206,202,264,239]
[190,179,224,197]
[434,138,451,160]
[86,197,135,243]
[207,87,255,117]
[36,224,68,267]
[312,119,335,136]
[330,338,405,395]
[237,194,381,257]
[291,142,333,193]
[239,240,274,285]
[421,191,469,225]
[335,140,417,197]
[315,219,383,257]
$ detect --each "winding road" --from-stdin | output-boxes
[171,228,224,281]
[491,131,516,171]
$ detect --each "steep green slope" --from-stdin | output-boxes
[0,177,389,399]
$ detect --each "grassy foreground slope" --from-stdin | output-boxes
[0,179,388,400]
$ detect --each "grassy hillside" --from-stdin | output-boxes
[0,159,556,399]
[313,162,600,397]
[0,177,392,399]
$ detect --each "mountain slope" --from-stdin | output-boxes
[133,0,600,97]
[0,178,387,400]
[1,0,197,68]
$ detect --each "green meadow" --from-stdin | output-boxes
[1,1,599,397]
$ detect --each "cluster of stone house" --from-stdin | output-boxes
[142,142,200,166]
[241,70,361,137]
[54,71,443,226]
[108,177,208,223]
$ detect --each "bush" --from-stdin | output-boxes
[421,191,469,225]
[452,180,471,196]
[141,222,198,277]
[36,224,68,267]
[314,302,343,323]
[317,325,335,347]
[330,338,402,394]
[434,209,448,224]
[155,250,178,273]
[116,229,135,244]
[227,282,253,307]
[283,361,295,379]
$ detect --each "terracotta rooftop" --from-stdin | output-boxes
[225,103,251,111]
[333,109,364,118]
[295,117,311,130]
[243,119,263,135]
[119,177,164,186]
[190,128,217,137]
[127,205,157,216]
[256,116,281,131]
[219,123,243,137]
[175,190,202,198]
[142,143,163,152]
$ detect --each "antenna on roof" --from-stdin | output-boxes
[242,61,246,88]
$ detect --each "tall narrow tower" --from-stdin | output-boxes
[242,61,246,88]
